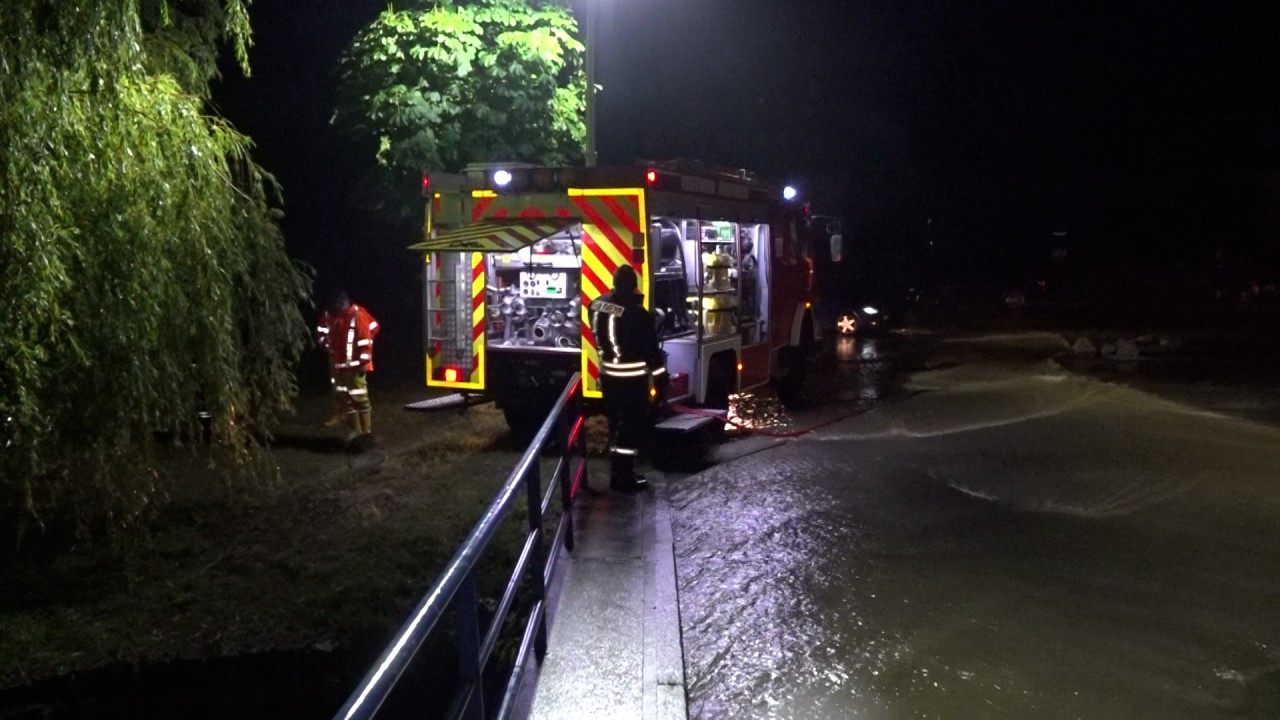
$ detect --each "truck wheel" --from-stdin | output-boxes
[696,354,736,443]
[502,401,553,443]
[704,353,736,411]
[775,317,813,406]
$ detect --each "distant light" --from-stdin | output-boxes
[804,301,812,309]
[646,169,658,184]
[422,175,430,188]
[650,386,657,398]
[1052,230,1068,237]
[444,367,460,383]
[492,170,513,187]
[736,362,743,373]
[783,186,798,201]
[862,306,879,315]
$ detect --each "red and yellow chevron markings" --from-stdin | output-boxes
[569,189,647,398]
[468,252,485,385]
[426,251,486,390]
[461,187,648,399]
[415,218,578,254]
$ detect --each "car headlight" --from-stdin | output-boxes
[862,306,879,315]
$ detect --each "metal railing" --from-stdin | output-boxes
[336,374,589,720]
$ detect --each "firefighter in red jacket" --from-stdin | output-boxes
[590,265,668,491]
[329,292,381,442]
[314,309,344,427]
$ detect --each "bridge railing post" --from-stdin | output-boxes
[524,459,549,660]
[453,571,485,720]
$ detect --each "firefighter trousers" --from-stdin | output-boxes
[602,374,651,481]
[334,368,371,413]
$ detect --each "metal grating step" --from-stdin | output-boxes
[655,409,725,433]
[403,393,490,412]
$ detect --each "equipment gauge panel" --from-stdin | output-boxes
[520,271,568,299]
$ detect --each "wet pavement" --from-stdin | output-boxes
[25,326,1279,718]
[524,333,918,719]
[670,331,1280,718]
[528,475,686,720]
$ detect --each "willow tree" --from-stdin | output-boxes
[0,1,310,545]
[335,0,586,218]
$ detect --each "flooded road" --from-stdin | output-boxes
[670,331,1280,718]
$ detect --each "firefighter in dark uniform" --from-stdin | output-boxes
[591,265,668,491]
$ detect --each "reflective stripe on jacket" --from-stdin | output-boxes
[590,292,665,380]
[330,304,381,372]
[315,311,334,351]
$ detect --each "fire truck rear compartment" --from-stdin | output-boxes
[487,234,583,352]
[488,347,580,431]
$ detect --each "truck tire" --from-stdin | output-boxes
[502,399,554,443]
[774,315,813,406]
[695,353,736,443]
[704,353,736,411]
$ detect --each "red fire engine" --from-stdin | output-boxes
[414,161,835,432]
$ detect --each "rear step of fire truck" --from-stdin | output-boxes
[403,393,491,412]
[654,401,726,434]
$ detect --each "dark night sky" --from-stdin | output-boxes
[214,0,1279,323]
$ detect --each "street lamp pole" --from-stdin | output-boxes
[583,0,598,167]
[583,0,601,166]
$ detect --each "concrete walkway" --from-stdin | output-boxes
[521,473,687,720]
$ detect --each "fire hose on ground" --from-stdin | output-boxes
[666,403,868,440]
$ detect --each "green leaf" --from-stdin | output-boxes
[1,0,311,544]
[334,0,586,216]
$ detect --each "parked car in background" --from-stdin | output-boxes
[834,301,895,337]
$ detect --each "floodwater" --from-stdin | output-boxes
[721,336,902,438]
[671,331,1280,718]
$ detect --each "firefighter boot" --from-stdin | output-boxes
[358,410,375,447]
[608,452,631,492]
[324,380,343,427]
[609,454,646,492]
[344,412,361,446]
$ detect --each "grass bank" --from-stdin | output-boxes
[1,384,608,713]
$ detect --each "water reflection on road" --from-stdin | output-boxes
[726,336,899,437]
[832,336,895,406]
[671,332,1280,718]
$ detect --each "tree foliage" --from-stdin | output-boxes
[0,0,310,545]
[335,0,586,216]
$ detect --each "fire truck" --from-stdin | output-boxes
[413,161,835,432]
